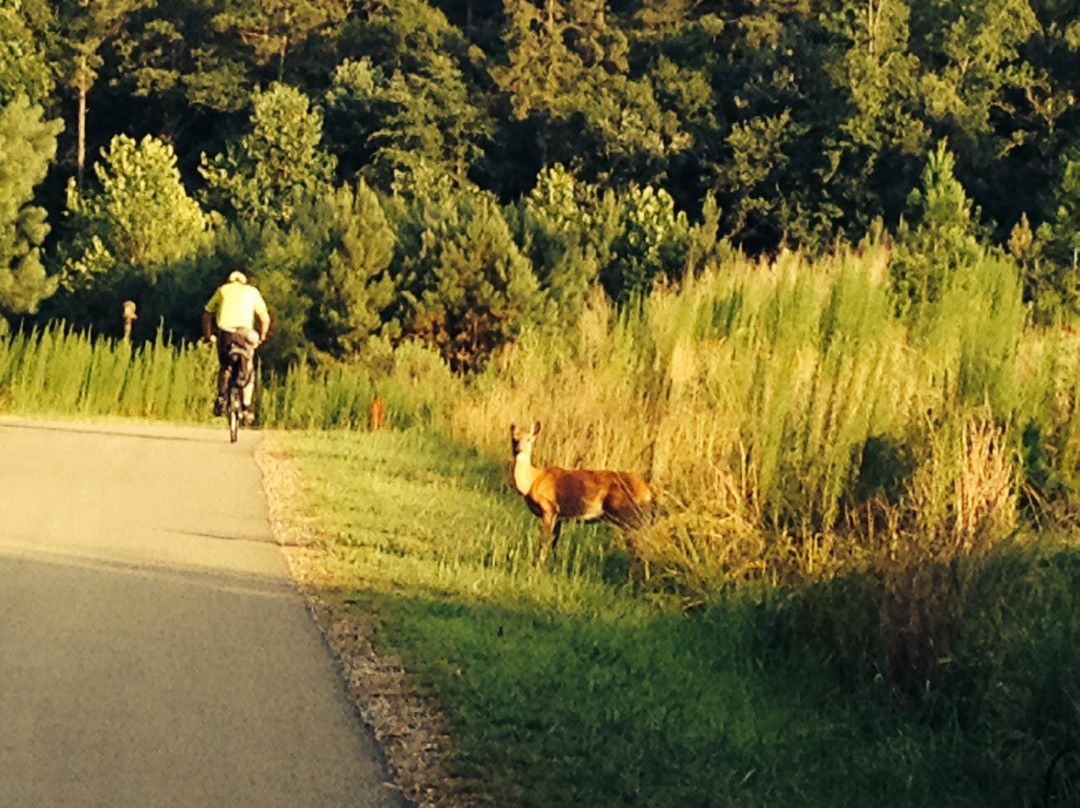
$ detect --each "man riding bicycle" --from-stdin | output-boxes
[202,271,270,421]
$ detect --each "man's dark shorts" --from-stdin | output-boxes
[216,328,260,387]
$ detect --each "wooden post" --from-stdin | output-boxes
[369,396,386,431]
[122,300,137,342]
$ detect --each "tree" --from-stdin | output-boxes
[61,133,210,300]
[210,0,351,82]
[325,52,492,187]
[313,180,397,356]
[326,0,493,185]
[48,0,151,186]
[493,0,691,187]
[698,1,845,248]
[891,140,985,311]
[390,162,547,372]
[910,0,1039,159]
[110,0,252,119]
[516,163,599,319]
[0,1,54,107]
[200,83,336,227]
[1021,148,1080,321]
[819,0,927,230]
[0,96,63,317]
[604,184,689,301]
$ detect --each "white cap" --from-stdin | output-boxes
[228,271,247,284]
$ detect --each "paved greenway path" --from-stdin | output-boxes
[0,417,401,808]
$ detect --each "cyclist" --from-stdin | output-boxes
[202,270,270,421]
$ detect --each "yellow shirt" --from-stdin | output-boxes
[205,281,269,331]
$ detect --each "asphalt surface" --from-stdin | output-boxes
[0,417,402,808]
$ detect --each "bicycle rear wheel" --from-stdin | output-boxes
[227,384,242,443]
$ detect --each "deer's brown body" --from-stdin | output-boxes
[511,421,654,558]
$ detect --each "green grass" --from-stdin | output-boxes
[270,427,1080,808]
[0,323,215,421]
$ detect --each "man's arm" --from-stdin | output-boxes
[202,311,216,342]
[203,287,222,342]
[253,291,271,341]
[255,312,270,342]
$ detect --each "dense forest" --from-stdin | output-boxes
[4,0,1080,372]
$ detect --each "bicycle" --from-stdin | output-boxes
[217,329,259,443]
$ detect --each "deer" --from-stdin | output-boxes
[510,421,655,562]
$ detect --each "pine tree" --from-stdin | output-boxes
[518,163,598,320]
[313,180,397,357]
[210,0,350,82]
[0,2,53,107]
[891,140,985,310]
[48,0,151,185]
[325,0,493,186]
[392,163,546,372]
[604,184,689,301]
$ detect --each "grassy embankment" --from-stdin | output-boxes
[3,242,1079,805]
[268,426,1079,808]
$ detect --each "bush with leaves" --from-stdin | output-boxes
[513,163,600,322]
[62,134,209,286]
[52,133,210,336]
[1019,149,1080,323]
[0,5,53,107]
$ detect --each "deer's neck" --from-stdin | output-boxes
[513,450,541,495]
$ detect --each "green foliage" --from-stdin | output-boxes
[891,140,985,312]
[312,180,397,356]
[210,0,350,81]
[605,184,690,301]
[62,133,210,287]
[200,83,337,227]
[0,2,53,106]
[329,0,493,185]
[717,109,813,246]
[495,0,691,188]
[390,165,547,372]
[323,58,385,179]
[910,0,1040,158]
[0,96,62,317]
[515,163,600,320]
[113,3,252,113]
[820,0,927,227]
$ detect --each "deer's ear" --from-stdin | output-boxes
[534,420,542,434]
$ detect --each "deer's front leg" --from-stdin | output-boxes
[538,509,559,563]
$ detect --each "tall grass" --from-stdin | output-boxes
[450,244,1080,579]
[0,323,215,420]
[0,322,459,431]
